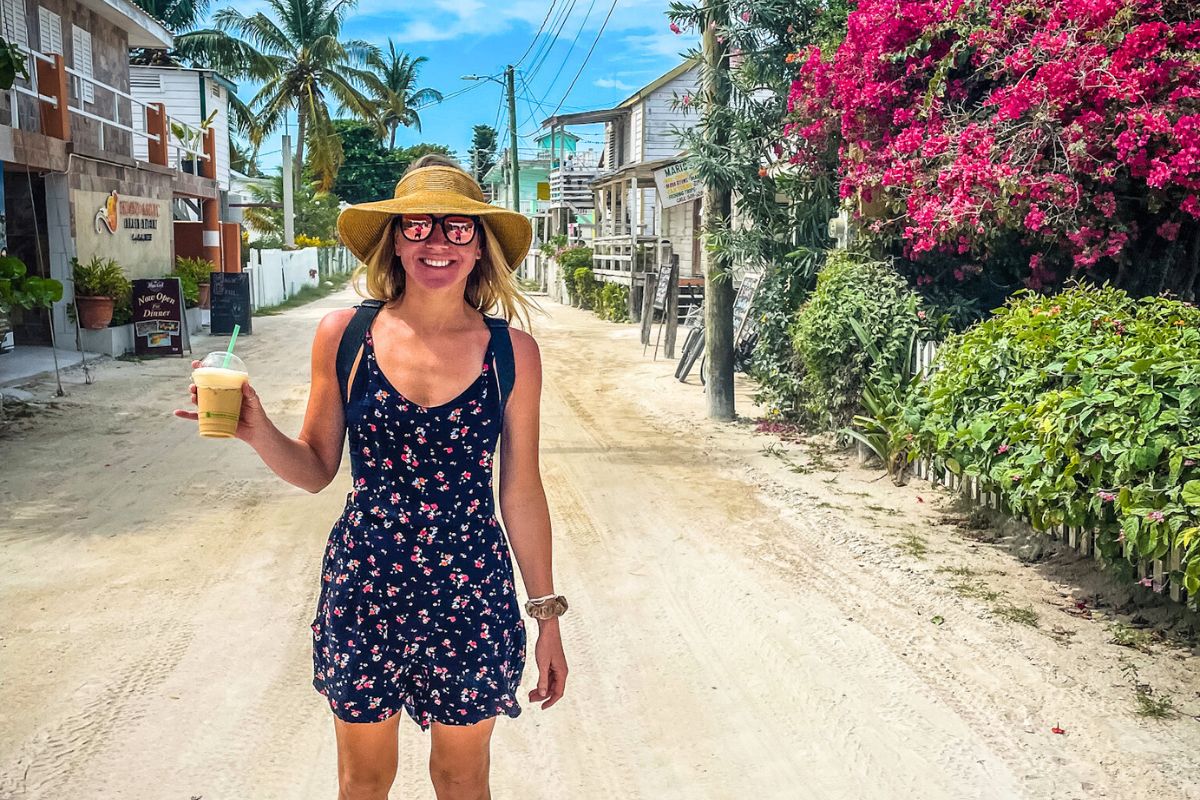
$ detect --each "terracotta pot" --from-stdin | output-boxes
[76,295,114,330]
[198,282,211,310]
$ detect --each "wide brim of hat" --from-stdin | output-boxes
[337,190,532,269]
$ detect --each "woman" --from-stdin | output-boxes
[177,155,568,799]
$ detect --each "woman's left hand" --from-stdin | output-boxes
[529,619,568,710]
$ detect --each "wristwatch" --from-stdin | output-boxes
[524,594,569,620]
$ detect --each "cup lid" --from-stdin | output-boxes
[198,352,247,372]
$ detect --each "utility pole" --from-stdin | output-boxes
[281,133,296,248]
[701,1,735,420]
[506,65,520,213]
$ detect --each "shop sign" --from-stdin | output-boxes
[653,162,703,208]
[93,191,160,243]
[132,277,187,356]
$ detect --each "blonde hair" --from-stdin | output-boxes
[352,155,536,328]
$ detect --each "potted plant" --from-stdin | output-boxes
[172,256,214,309]
[71,256,130,329]
[0,255,64,349]
[171,110,217,174]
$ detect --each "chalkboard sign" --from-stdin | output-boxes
[652,261,672,311]
[733,272,763,342]
[210,272,252,336]
[132,277,186,356]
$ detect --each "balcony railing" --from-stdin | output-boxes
[10,46,210,172]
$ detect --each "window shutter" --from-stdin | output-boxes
[38,7,60,55]
[1,0,29,49]
[71,24,93,103]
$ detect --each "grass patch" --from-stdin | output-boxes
[993,602,1039,627]
[1134,689,1176,718]
[951,581,1004,603]
[255,271,353,316]
[898,533,928,559]
[937,566,978,577]
[1110,623,1157,654]
[866,503,891,512]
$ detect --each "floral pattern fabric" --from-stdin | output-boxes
[311,326,525,729]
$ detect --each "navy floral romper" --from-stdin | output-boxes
[311,321,526,728]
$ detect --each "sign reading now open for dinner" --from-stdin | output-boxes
[653,162,703,208]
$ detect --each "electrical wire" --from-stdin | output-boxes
[513,0,559,68]
[529,0,598,111]
[523,0,578,85]
[547,0,618,118]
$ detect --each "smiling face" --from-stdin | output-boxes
[394,215,483,292]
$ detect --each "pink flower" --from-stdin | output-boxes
[1138,577,1154,588]
[1147,510,1165,523]
[917,310,926,319]
[997,443,1009,454]
[1097,490,1116,502]
[741,11,751,22]
[669,21,681,34]
[1157,221,1181,241]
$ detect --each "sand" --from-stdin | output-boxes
[0,288,1197,799]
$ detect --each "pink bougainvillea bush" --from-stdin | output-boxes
[785,0,1200,293]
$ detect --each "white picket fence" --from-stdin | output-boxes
[890,340,1190,605]
[246,246,355,309]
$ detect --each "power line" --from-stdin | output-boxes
[523,0,578,85]
[547,0,619,118]
[532,0,599,110]
[513,0,559,69]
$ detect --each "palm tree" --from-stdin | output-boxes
[367,42,443,149]
[180,0,384,189]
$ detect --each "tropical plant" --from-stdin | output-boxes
[784,0,1200,298]
[0,38,29,90]
[468,124,498,183]
[596,283,631,322]
[72,256,130,298]
[366,41,442,149]
[790,250,926,430]
[900,283,1200,598]
[168,257,214,307]
[0,256,62,316]
[182,0,385,189]
[242,170,340,246]
[322,121,453,204]
[844,317,921,483]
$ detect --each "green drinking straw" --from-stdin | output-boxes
[222,324,240,368]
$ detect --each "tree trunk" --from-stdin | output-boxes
[702,1,735,422]
[294,105,308,190]
[389,123,397,150]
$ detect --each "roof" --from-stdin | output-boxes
[540,59,699,130]
[80,0,173,49]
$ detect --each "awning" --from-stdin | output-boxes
[541,107,630,129]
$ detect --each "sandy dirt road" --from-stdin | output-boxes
[1,289,1198,800]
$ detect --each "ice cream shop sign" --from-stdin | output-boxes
[94,191,159,242]
[74,189,171,280]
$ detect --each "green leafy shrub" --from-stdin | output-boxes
[901,283,1200,596]
[71,256,132,327]
[0,255,63,316]
[596,282,630,322]
[169,257,214,308]
[750,248,827,417]
[790,251,924,429]
[556,246,593,306]
[572,267,599,310]
[539,234,567,258]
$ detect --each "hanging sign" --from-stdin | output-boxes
[210,272,252,336]
[652,261,673,311]
[653,162,703,209]
[132,277,186,356]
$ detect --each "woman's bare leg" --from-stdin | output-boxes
[428,718,497,800]
[332,713,401,800]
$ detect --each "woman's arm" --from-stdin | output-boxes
[498,328,567,709]
[246,309,355,493]
[176,308,354,493]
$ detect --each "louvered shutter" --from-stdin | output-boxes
[38,6,61,55]
[71,24,93,103]
[1,0,28,49]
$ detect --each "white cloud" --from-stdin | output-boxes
[593,77,635,91]
[621,30,697,60]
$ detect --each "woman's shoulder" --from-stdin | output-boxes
[505,326,541,370]
[312,307,361,354]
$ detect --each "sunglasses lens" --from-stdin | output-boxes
[444,216,476,244]
[401,215,433,241]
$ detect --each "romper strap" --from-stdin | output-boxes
[483,316,516,416]
[336,299,385,406]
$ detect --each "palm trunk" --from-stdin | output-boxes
[389,123,397,150]
[295,106,308,189]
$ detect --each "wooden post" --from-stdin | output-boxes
[36,53,70,141]
[640,271,657,350]
[145,103,168,166]
[202,198,222,271]
[664,253,680,359]
[200,127,218,180]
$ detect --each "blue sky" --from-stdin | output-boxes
[207,0,698,172]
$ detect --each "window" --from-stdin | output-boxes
[0,0,29,48]
[38,6,60,55]
[71,24,93,103]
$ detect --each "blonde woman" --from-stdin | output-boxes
[178,155,567,799]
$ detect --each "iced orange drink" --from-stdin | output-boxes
[193,353,248,438]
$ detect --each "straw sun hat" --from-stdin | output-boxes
[336,166,532,269]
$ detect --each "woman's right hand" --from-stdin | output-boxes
[173,360,273,445]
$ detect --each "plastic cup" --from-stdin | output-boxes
[193,352,248,438]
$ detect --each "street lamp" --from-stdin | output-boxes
[463,68,521,214]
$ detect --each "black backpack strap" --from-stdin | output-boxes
[336,299,385,405]
[484,316,516,416]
